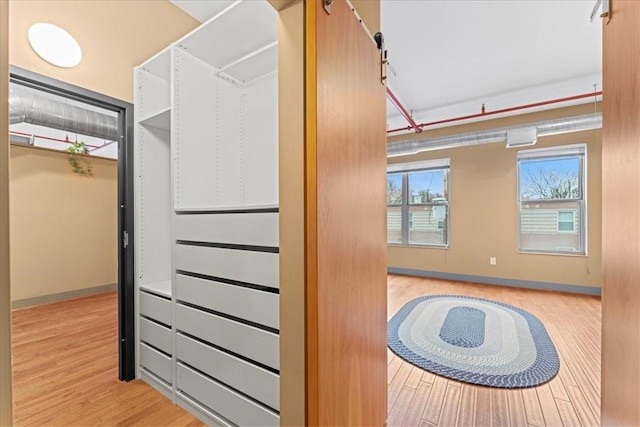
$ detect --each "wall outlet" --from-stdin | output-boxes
[489,257,497,265]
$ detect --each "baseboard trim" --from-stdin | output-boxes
[388,267,601,296]
[11,283,118,309]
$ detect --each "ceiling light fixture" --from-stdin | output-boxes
[28,23,83,68]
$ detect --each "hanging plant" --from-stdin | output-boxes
[67,141,94,177]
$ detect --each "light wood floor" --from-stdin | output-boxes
[387,275,601,427]
[11,292,203,427]
[11,276,601,426]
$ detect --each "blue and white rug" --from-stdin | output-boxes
[388,295,560,388]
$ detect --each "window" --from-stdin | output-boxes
[557,211,575,232]
[387,159,450,246]
[517,144,586,254]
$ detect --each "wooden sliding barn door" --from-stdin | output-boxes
[601,1,640,425]
[305,0,387,425]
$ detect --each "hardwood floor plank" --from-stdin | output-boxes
[422,375,448,425]
[438,384,461,427]
[507,390,527,427]
[475,387,492,427]
[565,384,600,427]
[421,369,436,384]
[388,354,404,384]
[556,397,582,427]
[548,376,570,402]
[402,381,433,427]
[491,389,510,427]
[456,385,476,427]
[536,384,563,427]
[389,362,414,408]
[522,388,546,427]
[387,386,416,427]
[406,366,425,389]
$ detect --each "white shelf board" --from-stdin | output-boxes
[176,1,276,70]
[141,47,171,82]
[140,280,172,298]
[224,44,277,83]
[175,204,278,213]
[140,107,171,131]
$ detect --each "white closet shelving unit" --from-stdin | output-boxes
[134,1,279,425]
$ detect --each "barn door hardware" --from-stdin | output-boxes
[323,0,333,14]
[374,32,387,85]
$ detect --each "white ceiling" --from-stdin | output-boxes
[171,0,603,133]
[382,0,602,132]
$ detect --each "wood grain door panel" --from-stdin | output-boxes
[306,0,387,425]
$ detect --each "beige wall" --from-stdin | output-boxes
[388,104,602,290]
[10,146,119,301]
[9,0,199,102]
[7,0,198,303]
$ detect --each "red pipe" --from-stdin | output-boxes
[10,130,101,148]
[386,87,422,133]
[388,91,604,134]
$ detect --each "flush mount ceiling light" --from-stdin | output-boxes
[28,23,82,68]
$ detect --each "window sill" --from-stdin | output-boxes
[388,243,450,250]
[517,250,587,258]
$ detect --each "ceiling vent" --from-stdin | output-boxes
[506,128,537,148]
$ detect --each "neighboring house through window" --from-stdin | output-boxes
[517,144,586,254]
[387,158,450,247]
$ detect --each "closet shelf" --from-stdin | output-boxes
[140,280,172,298]
[140,107,171,131]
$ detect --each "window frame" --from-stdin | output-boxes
[516,144,587,256]
[387,159,450,248]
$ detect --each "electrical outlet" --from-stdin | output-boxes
[490,257,497,265]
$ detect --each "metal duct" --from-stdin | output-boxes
[387,113,602,157]
[9,88,119,141]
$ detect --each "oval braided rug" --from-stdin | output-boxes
[388,295,559,388]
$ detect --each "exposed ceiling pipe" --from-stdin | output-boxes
[388,91,604,134]
[9,88,119,141]
[9,130,101,148]
[386,87,422,133]
[387,112,602,158]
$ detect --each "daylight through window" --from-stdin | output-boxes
[517,144,586,254]
[387,159,450,247]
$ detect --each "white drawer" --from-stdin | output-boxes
[175,212,278,247]
[140,317,172,355]
[177,363,279,427]
[140,292,171,326]
[140,343,171,384]
[176,274,278,329]
[177,333,279,410]
[176,244,279,289]
[175,304,279,370]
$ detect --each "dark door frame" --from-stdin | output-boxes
[9,66,136,380]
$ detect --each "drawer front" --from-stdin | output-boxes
[140,292,171,326]
[176,274,278,329]
[175,212,278,247]
[175,244,279,289]
[177,334,279,410]
[140,318,172,355]
[177,363,279,427]
[140,343,171,384]
[176,304,279,370]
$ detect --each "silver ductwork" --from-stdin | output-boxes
[387,113,602,157]
[9,88,119,141]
